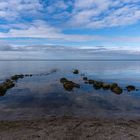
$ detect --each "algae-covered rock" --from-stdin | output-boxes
[102,83,110,90]
[111,86,123,94]
[111,83,118,90]
[60,78,80,91]
[63,82,74,91]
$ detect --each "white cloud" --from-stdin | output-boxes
[69,0,140,28]
[0,0,43,20]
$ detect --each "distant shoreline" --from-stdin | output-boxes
[0,59,140,61]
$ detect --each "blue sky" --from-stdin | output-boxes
[0,0,140,59]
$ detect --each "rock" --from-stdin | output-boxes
[83,77,88,81]
[102,83,110,90]
[111,86,123,94]
[61,78,80,91]
[126,85,136,92]
[63,82,74,91]
[4,80,15,89]
[111,83,118,90]
[93,81,103,89]
[88,79,95,84]
[0,85,7,96]
[0,80,15,96]
[73,69,79,74]
[60,78,68,83]
[11,74,24,81]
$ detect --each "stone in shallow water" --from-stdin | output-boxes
[102,83,110,90]
[126,85,136,92]
[60,78,80,91]
[11,74,24,81]
[110,83,118,90]
[60,78,68,83]
[93,81,103,90]
[111,86,123,94]
[73,69,79,74]
[0,79,15,96]
[88,79,95,84]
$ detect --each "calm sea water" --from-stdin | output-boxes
[0,60,140,120]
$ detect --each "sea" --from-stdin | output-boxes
[0,60,140,120]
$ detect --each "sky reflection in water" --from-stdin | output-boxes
[0,61,140,120]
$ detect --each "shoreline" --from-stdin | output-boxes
[0,116,140,140]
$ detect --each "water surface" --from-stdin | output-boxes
[0,60,140,120]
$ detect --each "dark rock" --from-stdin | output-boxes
[126,85,136,92]
[111,83,118,90]
[88,79,95,84]
[61,78,80,91]
[73,69,79,74]
[111,86,123,94]
[0,79,15,96]
[93,81,103,89]
[63,82,74,91]
[11,74,24,81]
[60,78,68,83]
[102,83,110,90]
[0,85,7,96]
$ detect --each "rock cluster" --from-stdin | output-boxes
[0,74,33,96]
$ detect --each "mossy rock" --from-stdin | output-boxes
[102,83,110,90]
[111,83,118,90]
[63,82,74,91]
[126,85,136,92]
[111,86,123,94]
[73,69,79,74]
[0,86,7,96]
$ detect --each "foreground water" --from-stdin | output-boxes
[0,60,140,120]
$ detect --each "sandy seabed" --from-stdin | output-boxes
[0,116,140,140]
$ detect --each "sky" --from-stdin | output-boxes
[0,0,140,59]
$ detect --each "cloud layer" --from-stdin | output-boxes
[0,0,140,59]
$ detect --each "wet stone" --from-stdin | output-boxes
[126,85,136,92]
[73,69,79,74]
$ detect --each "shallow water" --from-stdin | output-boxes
[0,60,140,120]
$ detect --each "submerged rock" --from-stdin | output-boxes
[83,77,88,81]
[88,79,95,84]
[111,86,123,94]
[126,85,136,92]
[73,69,79,74]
